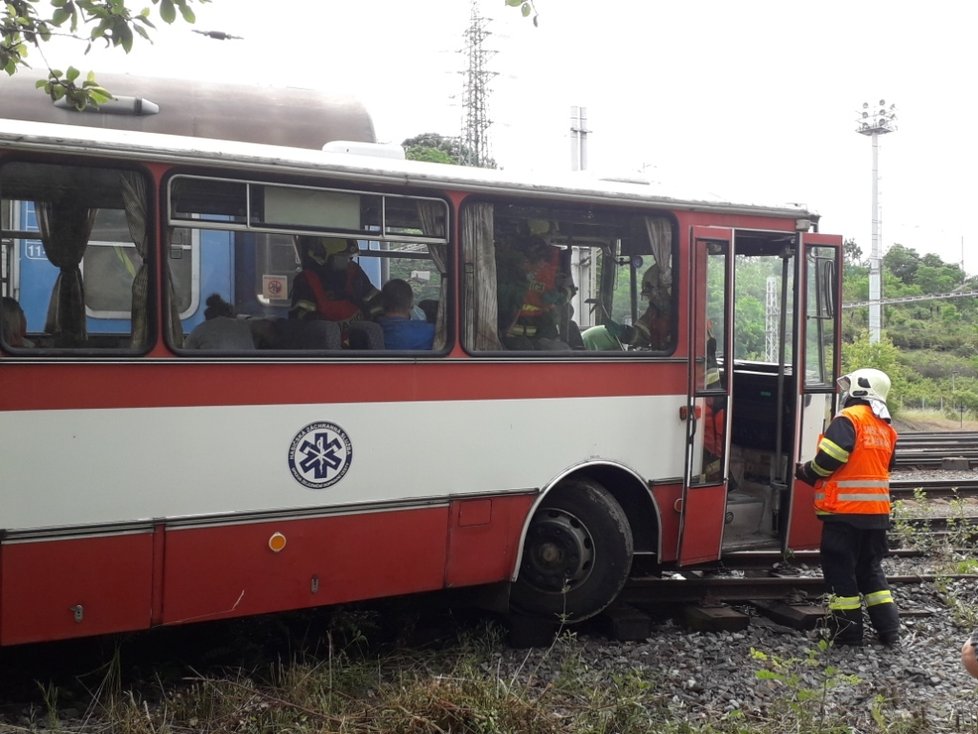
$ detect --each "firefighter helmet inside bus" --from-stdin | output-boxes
[298,236,359,268]
[837,368,891,404]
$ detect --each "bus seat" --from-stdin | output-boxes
[268,319,341,350]
[566,319,585,349]
[418,299,438,324]
[347,320,384,350]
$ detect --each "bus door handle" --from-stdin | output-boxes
[680,404,701,442]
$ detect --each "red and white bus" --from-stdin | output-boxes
[0,76,842,646]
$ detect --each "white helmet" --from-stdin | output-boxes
[838,368,891,403]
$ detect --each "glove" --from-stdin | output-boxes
[794,462,814,484]
[605,319,625,339]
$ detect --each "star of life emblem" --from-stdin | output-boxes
[288,422,352,489]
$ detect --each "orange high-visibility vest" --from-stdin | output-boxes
[297,268,360,322]
[518,255,559,320]
[814,404,897,515]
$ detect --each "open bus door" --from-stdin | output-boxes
[784,232,844,550]
[678,227,733,565]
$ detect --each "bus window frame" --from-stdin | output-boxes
[164,172,452,356]
[167,174,450,247]
[459,196,679,357]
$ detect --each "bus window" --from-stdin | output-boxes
[0,161,151,351]
[806,246,837,388]
[461,199,675,354]
[166,176,449,353]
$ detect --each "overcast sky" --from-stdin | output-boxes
[36,0,978,274]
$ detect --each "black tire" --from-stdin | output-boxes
[511,477,633,622]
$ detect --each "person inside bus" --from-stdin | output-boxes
[185,293,258,350]
[501,234,575,350]
[702,322,726,481]
[1,297,33,348]
[582,262,672,350]
[290,236,382,327]
[377,278,435,350]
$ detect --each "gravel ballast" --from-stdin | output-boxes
[489,468,978,732]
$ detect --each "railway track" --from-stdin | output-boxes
[894,430,978,468]
[621,571,978,606]
[891,477,978,499]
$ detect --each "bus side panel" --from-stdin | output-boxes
[650,481,682,564]
[160,508,449,625]
[0,533,154,646]
[445,494,536,587]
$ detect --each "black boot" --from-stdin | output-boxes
[827,608,864,646]
[868,602,900,646]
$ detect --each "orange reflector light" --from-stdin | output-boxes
[268,532,287,552]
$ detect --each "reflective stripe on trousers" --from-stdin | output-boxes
[828,594,861,612]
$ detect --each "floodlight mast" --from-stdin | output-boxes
[855,100,897,344]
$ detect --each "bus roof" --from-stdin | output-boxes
[0,73,375,150]
[0,116,821,223]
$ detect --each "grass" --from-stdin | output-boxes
[9,604,978,734]
[893,408,978,433]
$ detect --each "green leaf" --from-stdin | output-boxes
[159,0,176,23]
[66,65,80,82]
[119,23,133,52]
[521,3,532,17]
[504,0,523,6]
[51,7,71,26]
[88,88,113,105]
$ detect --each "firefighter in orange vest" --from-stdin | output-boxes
[291,236,381,324]
[795,368,900,647]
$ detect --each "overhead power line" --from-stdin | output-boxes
[843,290,978,309]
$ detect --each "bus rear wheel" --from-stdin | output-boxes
[511,477,633,622]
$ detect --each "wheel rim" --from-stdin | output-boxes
[520,507,595,592]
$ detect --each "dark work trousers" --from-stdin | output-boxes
[820,520,900,644]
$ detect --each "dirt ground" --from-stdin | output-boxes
[892,410,978,433]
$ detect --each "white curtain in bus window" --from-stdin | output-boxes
[0,162,148,350]
[462,203,503,351]
[416,200,448,350]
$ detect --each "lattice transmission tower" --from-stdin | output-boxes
[765,276,779,363]
[458,2,497,167]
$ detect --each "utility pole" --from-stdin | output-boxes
[855,100,897,344]
[570,105,589,171]
[459,1,496,168]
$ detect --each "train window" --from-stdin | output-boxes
[461,198,675,354]
[0,161,151,351]
[166,175,449,354]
